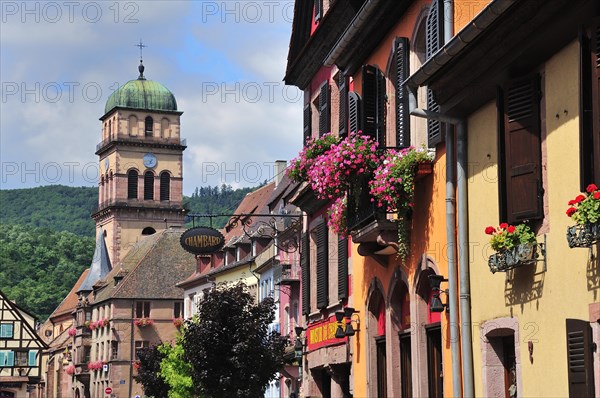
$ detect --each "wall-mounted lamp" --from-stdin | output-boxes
[294,326,305,361]
[428,274,448,313]
[335,307,360,338]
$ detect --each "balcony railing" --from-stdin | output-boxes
[347,174,387,232]
[276,263,300,286]
[93,199,184,214]
[96,136,187,152]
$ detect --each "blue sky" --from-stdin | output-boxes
[0,1,302,195]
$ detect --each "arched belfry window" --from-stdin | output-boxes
[108,120,112,140]
[160,171,170,201]
[145,116,153,137]
[127,170,138,199]
[144,171,154,200]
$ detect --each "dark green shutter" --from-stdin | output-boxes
[566,319,595,397]
[349,92,362,135]
[395,37,410,149]
[426,0,444,147]
[319,81,331,137]
[316,223,329,309]
[301,232,310,315]
[501,75,543,223]
[362,65,386,147]
[303,103,312,144]
[337,236,348,300]
[339,73,349,138]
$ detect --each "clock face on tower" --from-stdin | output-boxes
[143,152,157,168]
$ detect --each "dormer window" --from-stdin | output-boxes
[145,116,153,137]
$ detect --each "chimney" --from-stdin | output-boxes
[274,160,287,187]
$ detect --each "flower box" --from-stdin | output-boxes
[488,243,538,273]
[566,221,600,248]
[415,161,433,182]
[134,318,154,328]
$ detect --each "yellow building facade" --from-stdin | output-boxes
[407,0,600,396]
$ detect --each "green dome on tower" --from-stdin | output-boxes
[104,61,177,114]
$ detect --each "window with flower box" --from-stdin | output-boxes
[135,301,150,318]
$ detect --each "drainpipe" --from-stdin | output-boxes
[407,76,473,398]
[407,62,476,398]
[457,122,474,398]
[408,85,462,398]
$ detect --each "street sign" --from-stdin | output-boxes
[105,387,112,394]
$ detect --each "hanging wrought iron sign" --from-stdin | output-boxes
[180,226,225,254]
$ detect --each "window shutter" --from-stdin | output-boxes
[144,172,154,200]
[303,103,312,144]
[0,352,5,367]
[349,92,362,135]
[314,0,323,22]
[426,0,444,147]
[337,236,348,300]
[160,172,170,201]
[565,319,595,397]
[128,170,138,199]
[592,19,600,185]
[581,18,600,189]
[339,73,349,138]
[6,351,14,367]
[28,350,37,367]
[301,233,310,315]
[319,81,331,137]
[501,75,543,223]
[395,37,410,149]
[362,65,386,147]
[316,223,329,309]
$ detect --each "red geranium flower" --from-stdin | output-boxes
[575,194,586,203]
[507,225,516,233]
[499,223,508,229]
[484,226,495,235]
[566,207,577,217]
[594,192,600,200]
[568,199,576,205]
[586,183,598,193]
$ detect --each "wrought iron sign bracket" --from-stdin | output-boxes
[186,213,303,253]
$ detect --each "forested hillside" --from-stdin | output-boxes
[0,224,94,320]
[0,184,261,320]
[0,185,98,236]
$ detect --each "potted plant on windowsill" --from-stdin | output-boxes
[566,183,600,248]
[485,223,539,273]
[172,317,184,328]
[369,146,434,260]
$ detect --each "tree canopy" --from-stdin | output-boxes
[183,282,287,398]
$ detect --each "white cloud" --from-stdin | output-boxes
[0,0,302,194]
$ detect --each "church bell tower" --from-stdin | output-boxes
[92,57,186,265]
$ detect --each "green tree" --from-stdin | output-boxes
[159,336,198,398]
[182,282,287,398]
